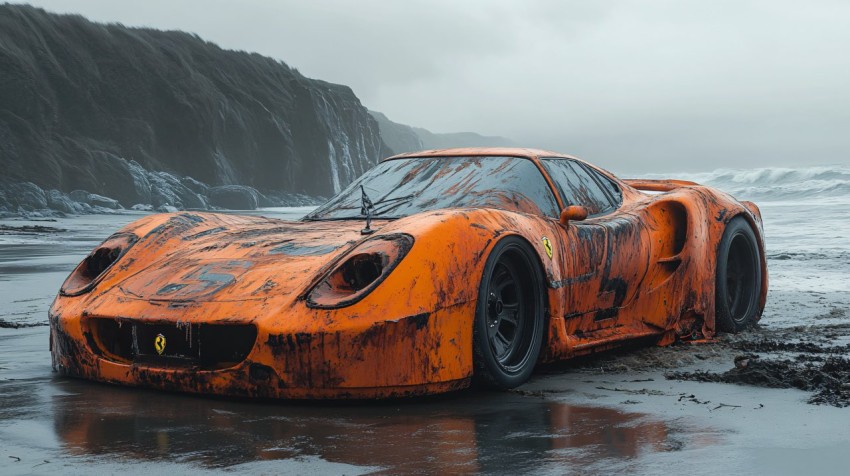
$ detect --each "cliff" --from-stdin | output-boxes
[0,4,390,212]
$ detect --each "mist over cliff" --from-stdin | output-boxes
[370,110,514,155]
[0,4,392,212]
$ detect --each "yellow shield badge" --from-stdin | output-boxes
[542,237,553,260]
[154,333,167,355]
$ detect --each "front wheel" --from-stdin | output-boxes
[472,236,545,389]
[715,216,763,333]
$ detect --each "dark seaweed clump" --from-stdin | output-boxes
[732,338,850,354]
[0,319,48,329]
[668,353,850,407]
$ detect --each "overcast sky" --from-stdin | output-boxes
[20,0,850,174]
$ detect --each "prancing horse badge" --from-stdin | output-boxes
[542,237,553,260]
[154,333,166,355]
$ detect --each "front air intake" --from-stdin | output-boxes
[89,318,257,370]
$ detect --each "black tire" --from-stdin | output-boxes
[715,216,763,333]
[472,236,546,389]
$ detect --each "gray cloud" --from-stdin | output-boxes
[19,0,850,174]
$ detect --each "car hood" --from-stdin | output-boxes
[106,212,373,304]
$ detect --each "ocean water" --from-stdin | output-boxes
[655,165,850,202]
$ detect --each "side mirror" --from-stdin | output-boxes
[559,205,588,227]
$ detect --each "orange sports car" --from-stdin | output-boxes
[49,148,767,399]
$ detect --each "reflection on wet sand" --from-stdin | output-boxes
[53,379,676,473]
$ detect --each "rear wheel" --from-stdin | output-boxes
[715,216,762,333]
[473,236,545,389]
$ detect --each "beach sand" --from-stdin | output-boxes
[1,195,849,475]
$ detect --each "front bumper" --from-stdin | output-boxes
[49,302,475,399]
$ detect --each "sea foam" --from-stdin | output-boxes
[641,165,850,202]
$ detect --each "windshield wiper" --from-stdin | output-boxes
[360,185,375,235]
[360,191,416,233]
[303,188,414,225]
[373,194,416,216]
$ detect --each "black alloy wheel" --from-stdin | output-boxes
[715,216,763,333]
[473,236,545,389]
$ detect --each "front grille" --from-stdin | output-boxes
[89,318,257,370]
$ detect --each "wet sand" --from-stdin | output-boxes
[2,208,850,475]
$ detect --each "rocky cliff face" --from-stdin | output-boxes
[0,4,390,211]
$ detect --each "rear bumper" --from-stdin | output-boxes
[49,303,474,399]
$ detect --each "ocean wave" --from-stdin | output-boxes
[639,165,850,202]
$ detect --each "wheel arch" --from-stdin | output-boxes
[638,188,768,337]
[493,232,553,354]
[698,198,768,334]
[471,232,551,387]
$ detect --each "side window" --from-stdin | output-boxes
[581,164,623,209]
[541,159,614,216]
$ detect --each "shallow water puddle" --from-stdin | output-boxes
[0,376,702,474]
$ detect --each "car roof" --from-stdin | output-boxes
[382,147,580,162]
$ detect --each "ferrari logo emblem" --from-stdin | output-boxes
[154,334,166,355]
[542,237,553,260]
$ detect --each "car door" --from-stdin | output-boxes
[551,220,609,320]
[542,159,650,327]
[577,163,650,322]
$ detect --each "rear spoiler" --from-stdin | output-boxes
[622,179,700,192]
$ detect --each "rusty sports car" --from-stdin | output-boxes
[50,148,767,398]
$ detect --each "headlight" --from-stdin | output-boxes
[305,233,414,308]
[60,233,138,296]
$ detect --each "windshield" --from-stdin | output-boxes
[305,156,559,220]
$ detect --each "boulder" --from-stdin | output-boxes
[69,190,90,202]
[86,152,151,206]
[125,159,153,204]
[208,185,260,210]
[85,193,121,209]
[67,189,123,209]
[180,176,209,195]
[5,182,48,210]
[147,171,206,209]
[46,189,84,214]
